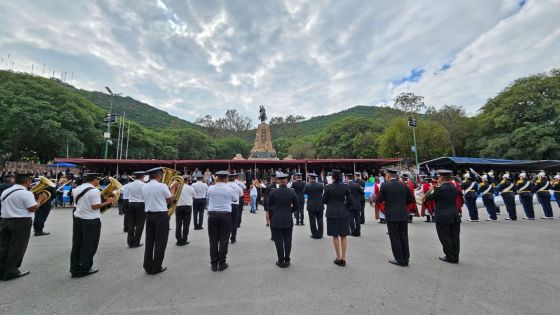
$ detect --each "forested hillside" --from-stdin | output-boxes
[1,68,559,164]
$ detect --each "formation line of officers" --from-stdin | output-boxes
[0,165,473,281]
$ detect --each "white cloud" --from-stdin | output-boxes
[0,0,558,121]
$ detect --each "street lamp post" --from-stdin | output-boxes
[103,86,122,159]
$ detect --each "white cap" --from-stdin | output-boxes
[488,171,494,177]
[502,173,510,179]
[463,173,470,179]
[554,175,560,180]
[538,171,546,177]
[481,175,488,181]
[520,172,527,178]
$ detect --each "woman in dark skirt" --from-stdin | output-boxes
[323,170,353,266]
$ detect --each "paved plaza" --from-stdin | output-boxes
[1,204,559,314]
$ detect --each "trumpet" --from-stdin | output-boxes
[421,184,440,203]
[100,177,123,213]
[31,176,56,206]
[161,167,184,217]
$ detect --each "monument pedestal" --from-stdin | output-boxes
[249,123,277,159]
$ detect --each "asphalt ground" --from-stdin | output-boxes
[1,203,559,315]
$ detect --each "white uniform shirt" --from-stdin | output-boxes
[143,179,171,212]
[127,180,146,202]
[192,181,209,199]
[235,179,247,192]
[73,183,102,220]
[227,182,242,204]
[121,184,130,200]
[178,184,195,207]
[0,184,37,218]
[207,183,237,212]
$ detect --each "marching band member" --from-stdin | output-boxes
[424,170,461,264]
[0,174,47,280]
[207,171,237,271]
[552,175,560,212]
[401,174,418,223]
[346,173,363,237]
[372,176,386,223]
[478,175,497,221]
[515,172,535,220]
[121,179,130,233]
[497,173,516,220]
[234,174,247,228]
[421,176,435,222]
[70,173,114,278]
[290,173,306,226]
[142,167,177,275]
[533,171,553,219]
[461,173,479,222]
[175,175,195,246]
[192,174,208,230]
[449,174,464,216]
[126,171,146,248]
[267,173,299,268]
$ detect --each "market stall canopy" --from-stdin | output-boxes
[47,162,77,168]
[419,157,560,171]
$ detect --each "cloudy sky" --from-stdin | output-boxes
[1,0,559,123]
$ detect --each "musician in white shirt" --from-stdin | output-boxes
[176,177,195,246]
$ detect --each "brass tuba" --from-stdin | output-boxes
[100,177,123,213]
[161,167,184,217]
[31,176,56,206]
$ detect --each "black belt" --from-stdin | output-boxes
[208,211,231,216]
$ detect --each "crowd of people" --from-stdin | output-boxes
[0,164,558,281]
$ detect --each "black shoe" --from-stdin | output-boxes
[75,268,99,278]
[218,263,229,271]
[276,261,286,268]
[439,256,457,264]
[266,223,270,227]
[333,259,344,267]
[211,265,218,272]
[310,235,317,239]
[176,241,186,246]
[284,258,291,267]
[3,270,30,281]
[132,243,144,248]
[389,260,407,267]
[231,238,236,244]
[123,228,128,233]
[351,232,361,237]
[182,240,189,245]
[34,231,50,236]
[152,267,167,274]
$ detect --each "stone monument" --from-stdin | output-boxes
[249,106,278,159]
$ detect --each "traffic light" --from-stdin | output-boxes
[407,117,413,127]
[411,118,417,127]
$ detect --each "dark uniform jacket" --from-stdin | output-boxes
[323,182,352,219]
[477,181,494,200]
[267,186,299,229]
[515,179,533,197]
[552,180,560,198]
[375,179,414,222]
[347,181,363,211]
[497,179,515,196]
[291,180,306,205]
[304,181,324,212]
[264,183,279,211]
[533,178,551,197]
[425,183,461,224]
[461,179,478,198]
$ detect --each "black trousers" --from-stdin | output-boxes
[520,194,535,218]
[387,221,409,264]
[483,198,497,220]
[464,195,478,220]
[436,222,460,262]
[143,212,169,274]
[231,204,239,241]
[271,227,293,261]
[123,200,129,231]
[0,218,32,277]
[360,200,366,224]
[237,198,244,227]
[537,193,553,217]
[127,202,146,247]
[175,205,192,242]
[193,198,206,228]
[208,212,231,267]
[33,205,51,233]
[308,210,324,238]
[349,209,361,234]
[294,201,305,224]
[502,193,517,220]
[70,217,101,275]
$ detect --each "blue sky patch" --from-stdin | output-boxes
[391,68,425,86]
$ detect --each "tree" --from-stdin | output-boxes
[269,114,305,138]
[288,137,316,159]
[378,118,451,160]
[213,137,252,159]
[426,105,472,156]
[465,69,560,159]
[194,110,253,137]
[393,92,426,114]
[314,118,383,158]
